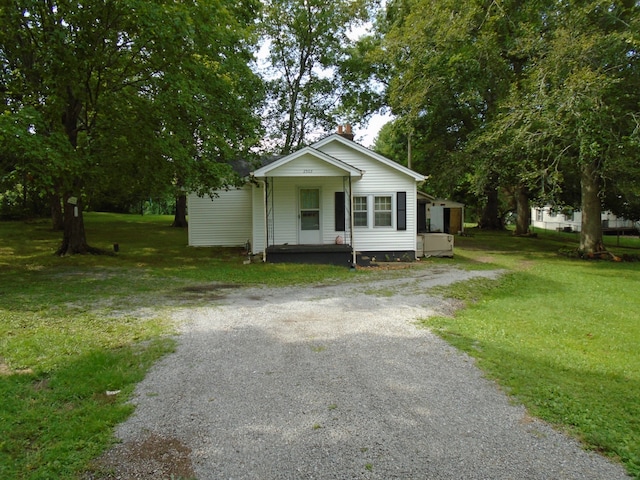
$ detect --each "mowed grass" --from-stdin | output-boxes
[423,228,640,478]
[2,213,639,478]
[0,212,358,479]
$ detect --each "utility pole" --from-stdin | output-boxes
[407,130,412,169]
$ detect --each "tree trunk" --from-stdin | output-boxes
[478,184,503,230]
[514,185,531,235]
[580,159,604,254]
[172,194,188,228]
[57,194,90,255]
[50,193,64,231]
[57,88,93,254]
[56,185,94,254]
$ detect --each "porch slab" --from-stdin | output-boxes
[265,244,353,266]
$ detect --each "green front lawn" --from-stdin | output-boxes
[424,228,640,478]
[1,214,638,478]
[0,213,357,479]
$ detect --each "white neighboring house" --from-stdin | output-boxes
[531,206,638,233]
[188,130,427,265]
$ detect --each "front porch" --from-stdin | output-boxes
[265,244,353,266]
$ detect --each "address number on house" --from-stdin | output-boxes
[302,169,313,174]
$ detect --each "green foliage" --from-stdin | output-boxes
[356,0,543,224]
[0,0,264,249]
[423,228,640,477]
[371,121,408,166]
[259,0,368,153]
[345,0,640,244]
[337,26,389,123]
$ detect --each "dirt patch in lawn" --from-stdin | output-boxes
[175,283,242,300]
[0,360,34,377]
[87,433,195,480]
[179,283,241,293]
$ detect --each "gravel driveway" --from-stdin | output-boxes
[95,264,630,479]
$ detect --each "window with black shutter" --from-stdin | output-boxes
[335,192,345,231]
[397,191,407,231]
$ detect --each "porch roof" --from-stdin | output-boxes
[251,146,363,179]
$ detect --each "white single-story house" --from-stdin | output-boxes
[188,128,429,265]
[531,206,638,234]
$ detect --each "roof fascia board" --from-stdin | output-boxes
[251,146,362,177]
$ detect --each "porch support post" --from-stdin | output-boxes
[349,175,356,266]
[262,178,269,263]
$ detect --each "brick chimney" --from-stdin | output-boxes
[337,124,355,141]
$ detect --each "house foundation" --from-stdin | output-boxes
[265,244,353,266]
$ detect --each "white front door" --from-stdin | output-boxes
[299,188,321,244]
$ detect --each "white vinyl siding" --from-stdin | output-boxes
[318,141,418,252]
[264,152,351,177]
[189,135,422,255]
[188,188,252,247]
[530,206,636,233]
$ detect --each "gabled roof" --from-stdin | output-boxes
[312,134,427,182]
[251,146,363,178]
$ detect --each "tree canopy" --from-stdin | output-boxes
[356,0,640,252]
[2,0,639,256]
[259,0,368,153]
[0,0,263,253]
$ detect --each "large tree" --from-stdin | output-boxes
[346,0,640,250]
[533,0,640,253]
[357,0,539,229]
[0,0,263,253]
[487,0,640,251]
[259,0,366,153]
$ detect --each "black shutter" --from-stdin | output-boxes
[397,191,407,231]
[335,192,345,231]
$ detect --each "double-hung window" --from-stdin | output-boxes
[351,194,395,228]
[535,209,543,222]
[354,196,368,227]
[374,196,392,227]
